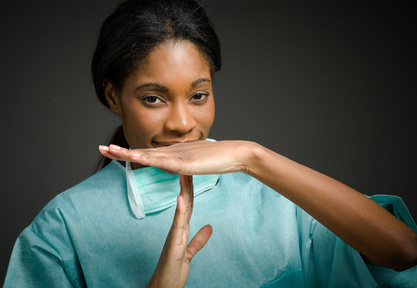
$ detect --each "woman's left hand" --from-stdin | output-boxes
[99,140,253,175]
[147,175,212,288]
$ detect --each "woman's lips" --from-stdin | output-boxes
[152,139,200,147]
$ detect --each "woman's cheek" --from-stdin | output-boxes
[134,109,165,133]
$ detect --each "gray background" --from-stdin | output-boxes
[1,0,416,283]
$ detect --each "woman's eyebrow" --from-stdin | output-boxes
[192,78,211,87]
[134,78,210,92]
[135,83,169,92]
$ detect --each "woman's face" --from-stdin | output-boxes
[106,40,215,151]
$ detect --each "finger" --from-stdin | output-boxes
[179,175,194,222]
[169,195,188,248]
[98,145,126,161]
[151,195,187,278]
[101,144,149,166]
[99,145,126,160]
[186,225,213,263]
[105,144,169,168]
[108,144,138,159]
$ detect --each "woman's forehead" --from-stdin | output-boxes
[127,41,211,85]
[121,40,212,93]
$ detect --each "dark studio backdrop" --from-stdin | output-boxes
[1,0,416,283]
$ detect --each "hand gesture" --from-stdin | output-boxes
[99,140,253,175]
[147,175,212,288]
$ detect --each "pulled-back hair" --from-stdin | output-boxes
[92,0,222,170]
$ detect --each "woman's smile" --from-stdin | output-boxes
[152,139,201,148]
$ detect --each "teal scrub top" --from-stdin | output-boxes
[4,160,417,287]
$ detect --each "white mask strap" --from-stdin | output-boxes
[126,161,146,219]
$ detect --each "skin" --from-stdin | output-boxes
[103,40,214,169]
[99,39,417,285]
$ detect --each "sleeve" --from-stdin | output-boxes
[365,195,417,288]
[296,194,417,288]
[4,227,76,287]
[4,205,86,288]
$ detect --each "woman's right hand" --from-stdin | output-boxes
[99,140,252,175]
[147,175,213,288]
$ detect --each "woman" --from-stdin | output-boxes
[5,0,417,287]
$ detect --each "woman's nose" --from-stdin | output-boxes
[165,103,197,134]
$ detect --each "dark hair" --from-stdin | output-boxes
[92,0,222,170]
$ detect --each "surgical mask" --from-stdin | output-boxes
[126,162,219,219]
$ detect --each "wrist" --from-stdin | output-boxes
[238,141,265,176]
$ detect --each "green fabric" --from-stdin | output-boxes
[4,160,417,287]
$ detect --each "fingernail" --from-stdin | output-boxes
[109,144,121,150]
[99,145,109,152]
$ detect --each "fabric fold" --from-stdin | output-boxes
[126,162,219,219]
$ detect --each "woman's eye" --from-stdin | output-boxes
[191,93,209,102]
[143,96,162,104]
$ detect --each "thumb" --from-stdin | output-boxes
[186,225,213,263]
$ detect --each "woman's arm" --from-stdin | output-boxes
[99,141,417,271]
[246,142,417,271]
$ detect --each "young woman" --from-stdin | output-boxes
[5,0,417,287]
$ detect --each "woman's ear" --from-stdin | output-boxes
[103,81,122,114]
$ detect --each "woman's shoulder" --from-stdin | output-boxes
[6,161,130,287]
[30,161,127,230]
[52,160,125,203]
